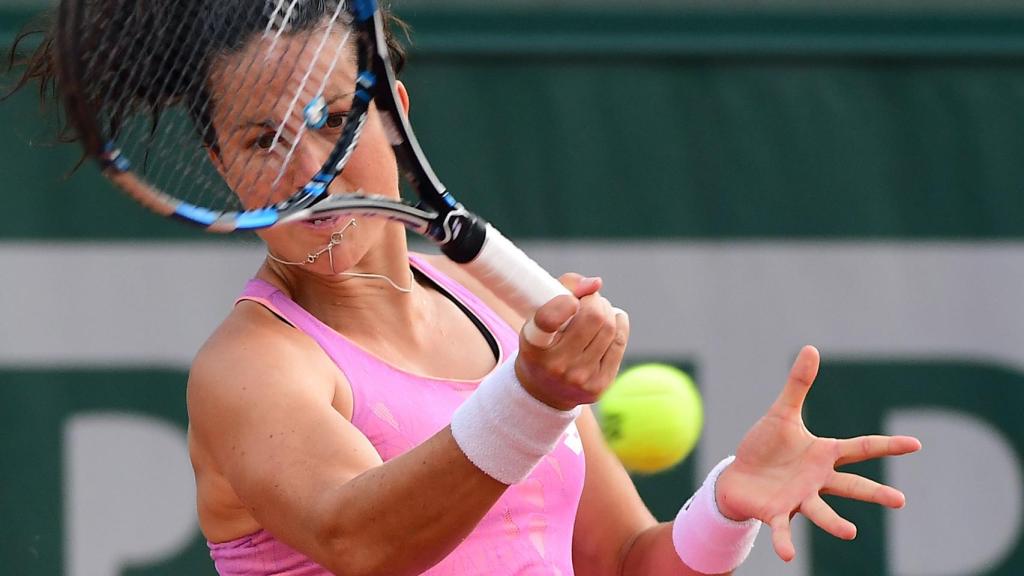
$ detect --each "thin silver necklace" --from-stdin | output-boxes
[267,219,414,293]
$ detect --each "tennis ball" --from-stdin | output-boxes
[597,363,703,474]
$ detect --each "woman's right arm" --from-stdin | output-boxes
[188,277,627,576]
[189,317,507,576]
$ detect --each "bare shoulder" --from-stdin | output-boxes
[188,302,381,543]
[418,253,525,328]
[188,301,341,437]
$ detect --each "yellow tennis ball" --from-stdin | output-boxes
[597,363,703,474]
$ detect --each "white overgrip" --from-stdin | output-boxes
[459,224,569,347]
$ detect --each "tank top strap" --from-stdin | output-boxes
[236,278,322,334]
[235,277,376,371]
[406,253,519,355]
[234,254,519,379]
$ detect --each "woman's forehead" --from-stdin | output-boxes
[209,29,356,96]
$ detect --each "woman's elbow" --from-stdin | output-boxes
[314,515,416,576]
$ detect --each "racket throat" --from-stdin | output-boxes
[437,210,488,264]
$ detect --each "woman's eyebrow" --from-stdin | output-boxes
[233,118,275,131]
[229,91,355,131]
[325,92,354,105]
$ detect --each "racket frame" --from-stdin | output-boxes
[56,0,572,317]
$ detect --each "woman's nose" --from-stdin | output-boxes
[286,130,334,188]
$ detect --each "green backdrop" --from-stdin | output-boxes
[3,8,1024,240]
[3,4,1024,576]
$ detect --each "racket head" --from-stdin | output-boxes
[46,0,574,325]
[53,0,395,232]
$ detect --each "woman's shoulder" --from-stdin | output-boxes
[196,299,313,365]
[416,252,525,328]
[188,301,341,415]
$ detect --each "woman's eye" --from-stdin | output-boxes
[254,132,276,150]
[325,112,347,129]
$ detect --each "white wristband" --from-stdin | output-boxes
[451,356,581,485]
[673,456,762,574]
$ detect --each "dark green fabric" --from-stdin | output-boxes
[3,8,1023,240]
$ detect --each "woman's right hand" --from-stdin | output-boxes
[514,274,630,411]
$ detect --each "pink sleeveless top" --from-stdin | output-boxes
[208,254,586,576]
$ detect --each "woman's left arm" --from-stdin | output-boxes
[432,257,921,573]
[572,408,715,576]
[572,345,923,575]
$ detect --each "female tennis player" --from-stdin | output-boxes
[12,3,920,575]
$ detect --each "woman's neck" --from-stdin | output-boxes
[257,232,433,344]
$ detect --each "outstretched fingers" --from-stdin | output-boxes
[801,495,857,541]
[770,345,820,419]
[835,435,922,467]
[769,493,860,562]
[769,514,797,562]
[822,472,906,509]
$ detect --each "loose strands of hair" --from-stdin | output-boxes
[4,12,80,149]
[5,0,410,183]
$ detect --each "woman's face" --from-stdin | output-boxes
[205,27,405,274]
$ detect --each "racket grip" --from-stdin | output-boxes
[459,224,570,347]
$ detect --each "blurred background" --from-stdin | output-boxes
[3,0,1024,574]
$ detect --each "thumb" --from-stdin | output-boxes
[770,345,820,418]
[559,273,602,298]
[523,294,579,348]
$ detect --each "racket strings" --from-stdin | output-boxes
[86,2,153,138]
[143,0,254,211]
[190,0,350,211]
[211,7,330,206]
[221,0,354,211]
[73,0,355,215]
[150,0,267,211]
[108,2,215,188]
[263,0,310,60]
[78,0,122,99]
[186,0,293,205]
[82,0,219,206]
[267,10,351,192]
[94,3,194,137]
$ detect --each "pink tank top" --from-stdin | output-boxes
[208,254,586,576]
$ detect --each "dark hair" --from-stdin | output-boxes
[5,11,77,144]
[5,1,410,150]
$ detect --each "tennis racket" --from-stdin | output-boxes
[55,0,575,343]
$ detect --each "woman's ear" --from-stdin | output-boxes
[396,80,410,116]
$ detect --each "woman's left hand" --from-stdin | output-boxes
[714,345,922,562]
